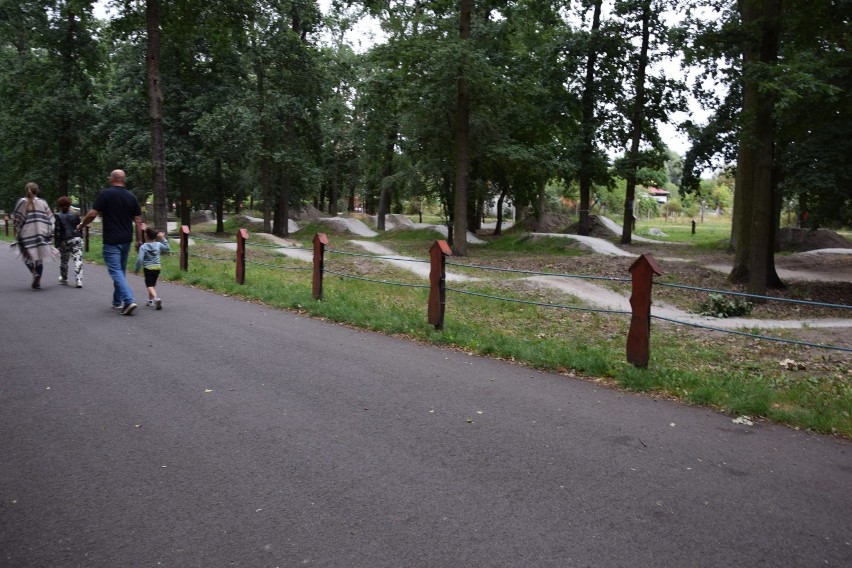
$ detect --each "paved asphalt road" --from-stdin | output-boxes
[1,245,850,568]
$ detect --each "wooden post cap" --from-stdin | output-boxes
[430,240,452,257]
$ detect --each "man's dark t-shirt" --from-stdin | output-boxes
[92,186,141,245]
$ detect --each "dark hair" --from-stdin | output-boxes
[144,227,159,241]
[57,196,72,208]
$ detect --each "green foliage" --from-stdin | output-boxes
[0,1,104,209]
[699,293,753,318]
[1,0,847,245]
[679,0,851,229]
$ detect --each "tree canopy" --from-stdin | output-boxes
[0,1,848,271]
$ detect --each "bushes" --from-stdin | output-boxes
[699,293,753,318]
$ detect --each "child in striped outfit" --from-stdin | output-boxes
[134,227,170,309]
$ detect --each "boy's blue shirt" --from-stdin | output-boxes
[135,238,170,271]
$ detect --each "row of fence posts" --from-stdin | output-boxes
[6,218,658,368]
[172,226,661,369]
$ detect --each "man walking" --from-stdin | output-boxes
[78,170,143,315]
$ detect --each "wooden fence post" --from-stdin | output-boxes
[179,225,190,271]
[236,228,248,284]
[313,233,328,300]
[626,253,663,368]
[428,240,452,330]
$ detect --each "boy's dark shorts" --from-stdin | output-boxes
[143,268,160,288]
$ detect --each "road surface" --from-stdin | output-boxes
[1,246,850,567]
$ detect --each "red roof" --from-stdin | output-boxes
[644,187,670,196]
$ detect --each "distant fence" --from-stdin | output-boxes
[158,226,852,366]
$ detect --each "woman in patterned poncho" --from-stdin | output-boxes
[12,182,55,289]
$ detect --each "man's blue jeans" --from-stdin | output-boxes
[102,242,134,307]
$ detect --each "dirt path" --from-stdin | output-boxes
[213,232,851,331]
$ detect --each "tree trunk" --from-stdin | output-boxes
[276,172,291,237]
[330,142,339,216]
[729,129,753,279]
[734,0,783,295]
[57,6,77,199]
[798,192,808,228]
[441,173,454,246]
[578,1,602,236]
[252,25,272,232]
[494,187,507,236]
[275,114,295,237]
[377,127,397,231]
[468,192,482,232]
[179,171,191,229]
[621,1,651,245]
[536,179,547,231]
[146,0,167,230]
[215,158,224,233]
[452,0,472,256]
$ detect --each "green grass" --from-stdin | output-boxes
[5,224,849,438]
[633,217,732,249]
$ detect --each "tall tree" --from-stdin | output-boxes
[451,0,472,255]
[0,1,101,208]
[613,0,684,244]
[619,0,651,244]
[577,0,604,236]
[681,0,849,292]
[146,0,167,230]
[736,0,781,294]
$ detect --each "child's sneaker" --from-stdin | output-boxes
[146,300,155,307]
[154,298,162,310]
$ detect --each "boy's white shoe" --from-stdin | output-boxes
[155,298,162,310]
[146,300,155,307]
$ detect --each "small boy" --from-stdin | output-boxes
[134,227,170,309]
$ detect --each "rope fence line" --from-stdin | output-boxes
[246,259,312,272]
[245,241,310,252]
[447,261,632,283]
[445,286,632,316]
[324,268,430,290]
[84,227,848,360]
[187,251,234,263]
[651,314,852,353]
[655,281,852,310]
[189,234,234,244]
[326,248,431,264]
